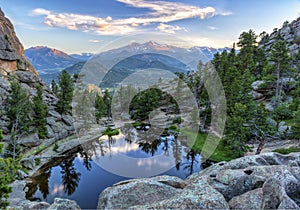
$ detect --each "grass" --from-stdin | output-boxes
[272,147,300,154]
[53,143,59,152]
[132,122,143,127]
[168,125,180,132]
[102,126,120,137]
[182,129,236,162]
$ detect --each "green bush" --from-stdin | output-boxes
[53,143,59,152]
[273,147,300,154]
[0,130,3,141]
[132,122,143,127]
[103,126,120,137]
[168,125,180,132]
[35,158,40,165]
[274,103,293,121]
[172,116,182,124]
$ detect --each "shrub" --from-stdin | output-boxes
[53,143,59,152]
[274,103,293,121]
[273,147,300,154]
[172,116,182,124]
[35,158,40,165]
[168,125,180,132]
[102,126,120,137]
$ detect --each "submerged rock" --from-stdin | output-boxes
[98,152,300,209]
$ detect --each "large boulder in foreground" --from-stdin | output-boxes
[98,176,186,209]
[98,152,300,209]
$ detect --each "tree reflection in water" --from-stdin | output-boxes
[182,149,199,176]
[26,168,51,201]
[60,156,81,195]
[172,138,182,171]
[138,139,160,156]
[26,126,208,206]
[79,141,98,171]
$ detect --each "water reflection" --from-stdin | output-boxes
[138,139,160,156]
[27,126,212,209]
[26,168,51,201]
[60,157,81,195]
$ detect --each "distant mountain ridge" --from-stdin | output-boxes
[70,53,95,61]
[25,42,230,84]
[25,46,79,72]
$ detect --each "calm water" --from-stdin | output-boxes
[26,126,211,209]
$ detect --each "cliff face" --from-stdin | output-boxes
[0,8,37,76]
[0,8,74,150]
[260,17,300,55]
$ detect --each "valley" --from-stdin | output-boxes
[0,2,299,210]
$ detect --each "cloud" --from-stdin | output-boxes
[32,8,51,15]
[116,0,218,21]
[208,26,218,30]
[156,23,185,34]
[88,39,102,43]
[32,0,232,35]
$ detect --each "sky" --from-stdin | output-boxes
[1,0,300,54]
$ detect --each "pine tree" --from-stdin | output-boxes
[223,103,251,158]
[269,40,292,106]
[95,94,106,121]
[102,89,112,119]
[0,143,12,208]
[32,85,48,139]
[292,106,300,139]
[56,70,74,114]
[51,79,58,95]
[0,130,22,208]
[6,81,31,159]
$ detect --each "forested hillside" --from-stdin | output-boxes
[184,20,300,158]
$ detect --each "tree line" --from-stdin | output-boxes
[186,29,300,158]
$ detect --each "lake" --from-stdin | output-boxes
[26,126,212,209]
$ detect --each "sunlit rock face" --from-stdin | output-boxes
[0,7,74,149]
[0,8,37,75]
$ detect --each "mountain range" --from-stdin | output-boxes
[24,42,230,84]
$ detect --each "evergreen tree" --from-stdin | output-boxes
[0,132,22,208]
[6,81,31,159]
[129,88,161,121]
[290,80,300,111]
[102,89,112,119]
[56,70,74,114]
[51,79,58,95]
[0,144,12,208]
[269,40,292,106]
[73,88,94,128]
[292,106,300,138]
[95,94,107,121]
[32,85,48,139]
[223,103,251,158]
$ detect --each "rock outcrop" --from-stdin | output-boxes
[98,152,300,209]
[260,17,300,55]
[0,8,74,158]
[8,180,81,209]
[0,8,36,76]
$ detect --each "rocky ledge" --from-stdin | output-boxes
[8,180,80,210]
[98,152,300,209]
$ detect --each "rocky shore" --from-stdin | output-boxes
[98,152,300,209]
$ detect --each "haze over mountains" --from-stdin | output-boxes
[25,42,230,84]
